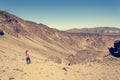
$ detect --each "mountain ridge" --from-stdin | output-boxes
[66,27,120,35]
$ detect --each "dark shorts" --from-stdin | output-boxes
[25,57,31,64]
[26,57,30,60]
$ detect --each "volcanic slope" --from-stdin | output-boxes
[0,11,120,80]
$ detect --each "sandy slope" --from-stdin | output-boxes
[0,35,120,80]
[0,33,120,80]
[1,47,120,80]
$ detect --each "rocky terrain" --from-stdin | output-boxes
[0,11,120,80]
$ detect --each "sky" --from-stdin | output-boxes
[0,0,120,30]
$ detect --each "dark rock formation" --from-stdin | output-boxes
[109,40,120,57]
[0,29,4,36]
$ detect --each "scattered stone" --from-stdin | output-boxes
[68,63,71,66]
[2,70,5,72]
[62,67,67,72]
[24,72,27,75]
[9,77,15,80]
[6,67,9,69]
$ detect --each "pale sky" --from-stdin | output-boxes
[0,0,120,30]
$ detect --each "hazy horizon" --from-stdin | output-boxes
[0,0,120,30]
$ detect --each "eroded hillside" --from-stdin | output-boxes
[0,11,120,63]
[1,11,120,80]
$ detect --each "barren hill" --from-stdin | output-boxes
[0,11,120,63]
[1,11,120,80]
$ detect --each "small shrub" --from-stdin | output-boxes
[13,68,23,72]
[103,55,120,61]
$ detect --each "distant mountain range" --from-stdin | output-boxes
[66,27,120,35]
